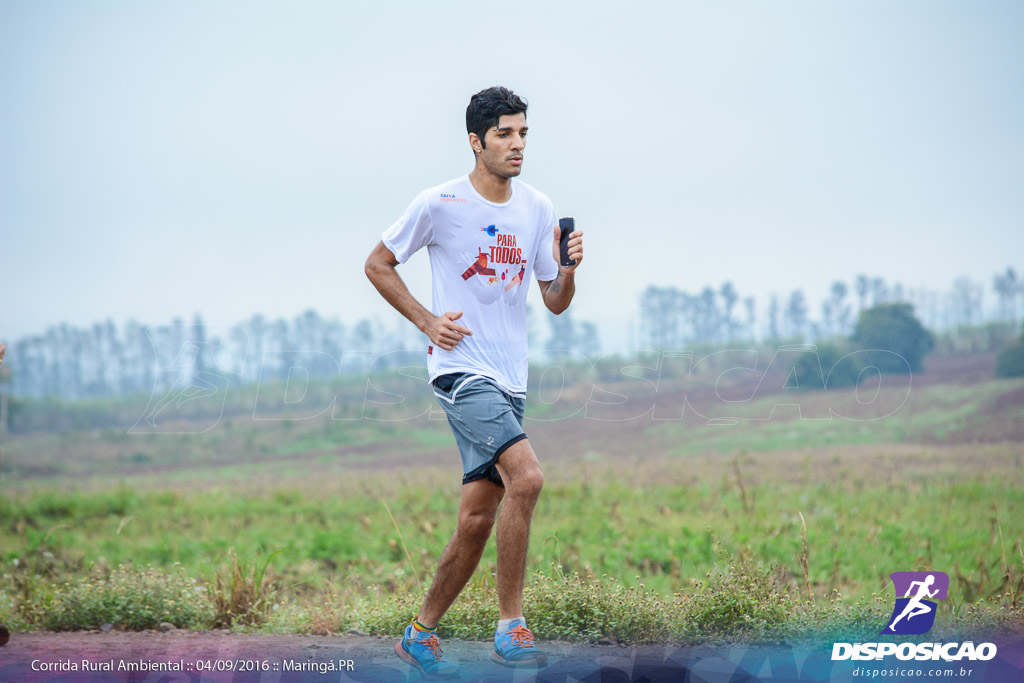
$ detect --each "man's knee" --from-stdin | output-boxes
[458,509,497,542]
[496,439,544,499]
[508,467,544,500]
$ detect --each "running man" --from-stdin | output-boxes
[888,574,939,631]
[364,86,584,676]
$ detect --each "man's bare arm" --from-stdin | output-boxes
[537,271,576,315]
[364,241,472,351]
[537,225,584,315]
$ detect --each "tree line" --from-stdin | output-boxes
[1,267,1019,400]
[1,306,604,400]
[2,311,423,400]
[638,267,1022,349]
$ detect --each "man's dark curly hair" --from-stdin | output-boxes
[466,86,528,151]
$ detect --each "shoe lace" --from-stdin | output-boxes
[416,633,446,661]
[506,624,535,648]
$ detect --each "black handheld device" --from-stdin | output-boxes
[559,217,576,267]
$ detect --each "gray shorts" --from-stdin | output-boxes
[432,372,527,487]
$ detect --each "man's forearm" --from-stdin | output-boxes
[543,270,575,315]
[365,259,433,333]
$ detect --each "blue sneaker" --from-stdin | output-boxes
[394,624,459,678]
[491,620,547,668]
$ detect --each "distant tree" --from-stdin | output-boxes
[871,277,888,306]
[909,288,940,331]
[993,267,1019,323]
[271,318,290,379]
[546,308,577,359]
[69,326,84,395]
[768,294,781,341]
[17,335,40,395]
[295,309,321,348]
[790,342,865,390]
[950,277,983,326]
[104,319,122,396]
[995,332,1024,378]
[351,319,375,353]
[720,281,738,340]
[784,290,808,339]
[169,318,186,380]
[577,321,601,359]
[525,303,537,346]
[855,274,870,311]
[692,287,721,342]
[743,296,756,340]
[0,351,12,433]
[891,282,905,303]
[0,364,9,434]
[829,281,852,335]
[322,319,345,371]
[191,313,209,384]
[49,325,66,396]
[248,314,268,378]
[84,323,102,395]
[678,292,696,342]
[295,309,334,376]
[851,303,935,374]
[229,324,251,379]
[821,299,835,337]
[640,285,682,349]
[133,320,155,392]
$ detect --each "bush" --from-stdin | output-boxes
[15,556,1015,645]
[208,549,280,628]
[677,550,790,639]
[352,573,507,640]
[851,303,935,373]
[789,343,866,390]
[37,563,212,631]
[526,569,671,643]
[352,567,671,643]
[995,334,1024,378]
[777,595,887,642]
[354,589,429,637]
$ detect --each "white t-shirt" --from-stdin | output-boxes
[382,174,560,395]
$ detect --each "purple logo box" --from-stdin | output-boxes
[889,571,949,601]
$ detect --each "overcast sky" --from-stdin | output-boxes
[2,0,1022,351]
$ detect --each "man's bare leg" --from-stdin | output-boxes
[417,477,504,626]
[493,439,544,620]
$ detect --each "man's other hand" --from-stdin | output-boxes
[424,312,473,351]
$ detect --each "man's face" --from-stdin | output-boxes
[477,113,527,179]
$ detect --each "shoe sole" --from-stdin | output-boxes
[490,650,548,669]
[394,641,460,678]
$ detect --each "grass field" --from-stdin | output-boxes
[1,352,1023,641]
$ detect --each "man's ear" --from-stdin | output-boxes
[468,132,483,155]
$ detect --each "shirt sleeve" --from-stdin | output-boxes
[382,192,434,263]
[533,201,559,282]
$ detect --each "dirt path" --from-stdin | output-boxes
[4,630,1024,681]
[0,630,762,682]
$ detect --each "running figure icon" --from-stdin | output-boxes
[888,574,939,631]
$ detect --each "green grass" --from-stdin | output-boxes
[2,446,1022,636]
[1,366,1023,641]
